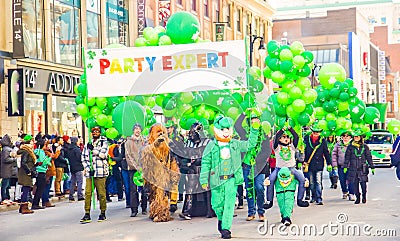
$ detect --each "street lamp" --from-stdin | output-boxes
[249,24,265,67]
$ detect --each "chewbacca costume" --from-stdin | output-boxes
[139,124,180,222]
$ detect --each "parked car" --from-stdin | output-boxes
[365,130,393,167]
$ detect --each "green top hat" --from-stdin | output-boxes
[214,115,233,130]
[352,128,364,137]
[310,123,322,132]
[278,167,292,181]
[337,129,352,136]
[165,120,175,128]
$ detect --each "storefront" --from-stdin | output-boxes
[6,65,83,138]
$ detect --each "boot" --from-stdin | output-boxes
[20,203,34,214]
[297,200,309,207]
[362,193,366,204]
[221,229,231,239]
[218,220,222,234]
[305,188,311,200]
[329,176,335,188]
[44,201,55,207]
[130,207,138,217]
[262,200,273,210]
[332,176,338,189]
[354,194,360,204]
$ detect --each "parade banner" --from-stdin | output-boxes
[85,40,246,97]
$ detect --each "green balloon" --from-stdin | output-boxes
[112,101,145,136]
[155,95,164,106]
[275,104,287,117]
[290,41,305,56]
[163,108,176,118]
[364,107,380,124]
[345,78,354,87]
[76,104,89,117]
[302,89,317,104]
[297,65,311,77]
[279,49,293,61]
[388,120,400,135]
[166,11,200,44]
[301,51,314,64]
[271,71,286,84]
[326,113,336,121]
[147,116,157,126]
[296,77,311,91]
[276,92,291,105]
[282,80,295,93]
[329,88,341,99]
[134,37,148,47]
[340,82,350,92]
[280,60,294,74]
[275,116,287,128]
[338,101,349,112]
[297,112,311,126]
[292,99,306,113]
[86,97,96,107]
[315,107,326,119]
[267,58,281,71]
[286,105,299,119]
[76,83,87,95]
[251,80,265,93]
[348,87,358,97]
[180,92,194,104]
[289,86,303,100]
[263,66,272,78]
[339,92,350,101]
[107,97,120,109]
[261,121,272,134]
[249,66,262,79]
[95,97,108,110]
[75,95,84,105]
[105,127,119,139]
[85,117,98,129]
[327,120,337,131]
[232,92,243,104]
[145,97,156,108]
[318,120,328,131]
[90,106,102,117]
[96,114,108,127]
[292,55,306,69]
[158,35,172,46]
[318,63,346,89]
[267,41,280,57]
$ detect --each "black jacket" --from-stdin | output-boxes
[304,134,331,172]
[65,143,83,174]
[344,143,374,182]
[52,144,68,169]
[234,114,271,175]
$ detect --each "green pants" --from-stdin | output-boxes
[84,177,107,213]
[211,178,236,230]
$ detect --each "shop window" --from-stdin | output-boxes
[381,17,386,24]
[204,0,209,17]
[106,0,129,46]
[51,0,81,66]
[87,0,101,49]
[52,95,83,137]
[22,0,45,59]
[225,4,231,28]
[191,0,197,11]
[388,101,393,112]
[23,93,46,136]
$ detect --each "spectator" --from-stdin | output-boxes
[62,135,71,195]
[42,139,58,207]
[52,137,67,196]
[80,126,109,223]
[31,139,52,209]
[66,137,84,201]
[1,134,18,204]
[17,135,36,214]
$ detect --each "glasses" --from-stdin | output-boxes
[343,134,350,137]
[92,130,100,133]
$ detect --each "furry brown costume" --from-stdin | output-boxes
[140,123,180,222]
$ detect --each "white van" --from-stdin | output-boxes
[365,130,393,167]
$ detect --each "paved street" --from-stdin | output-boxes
[0,168,399,241]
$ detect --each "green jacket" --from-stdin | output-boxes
[200,127,259,189]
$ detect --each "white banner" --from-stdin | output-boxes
[85,40,246,97]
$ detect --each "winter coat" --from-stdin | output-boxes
[200,127,259,189]
[65,143,83,174]
[52,144,68,169]
[0,135,18,178]
[331,141,351,167]
[124,136,145,171]
[82,136,109,178]
[344,142,374,183]
[34,148,52,173]
[303,134,332,172]
[17,145,36,187]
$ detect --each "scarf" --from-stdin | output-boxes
[20,144,37,163]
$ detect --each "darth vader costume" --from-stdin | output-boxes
[178,123,214,219]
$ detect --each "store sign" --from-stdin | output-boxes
[215,23,225,42]
[24,68,80,96]
[12,0,25,58]
[8,69,25,116]
[106,2,128,23]
[158,0,170,27]
[137,0,146,36]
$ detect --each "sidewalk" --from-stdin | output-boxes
[0,194,70,213]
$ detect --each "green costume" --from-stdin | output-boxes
[275,167,298,225]
[200,115,259,238]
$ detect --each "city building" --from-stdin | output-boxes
[0,0,274,139]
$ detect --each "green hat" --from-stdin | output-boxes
[338,129,352,136]
[278,167,292,181]
[23,134,33,142]
[165,120,175,128]
[310,123,322,132]
[214,115,233,130]
[352,128,364,137]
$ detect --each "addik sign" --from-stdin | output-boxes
[24,68,80,96]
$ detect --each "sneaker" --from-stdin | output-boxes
[31,205,45,210]
[142,211,147,215]
[258,214,265,222]
[80,213,91,223]
[342,193,349,199]
[297,200,309,207]
[78,198,85,201]
[69,198,75,202]
[98,213,107,222]
[284,218,292,226]
[236,205,244,209]
[316,201,324,205]
[348,194,356,201]
[246,215,255,221]
[305,195,310,201]
[179,213,192,220]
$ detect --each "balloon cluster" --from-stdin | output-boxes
[264,40,380,137]
[388,119,400,135]
[264,40,318,129]
[74,11,274,140]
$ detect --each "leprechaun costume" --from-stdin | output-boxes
[275,167,298,226]
[200,115,259,239]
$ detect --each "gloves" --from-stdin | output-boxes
[30,169,38,178]
[334,166,338,170]
[327,165,332,172]
[89,170,95,177]
[343,168,348,174]
[297,163,303,170]
[371,168,375,175]
[87,143,94,151]
[201,184,208,190]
